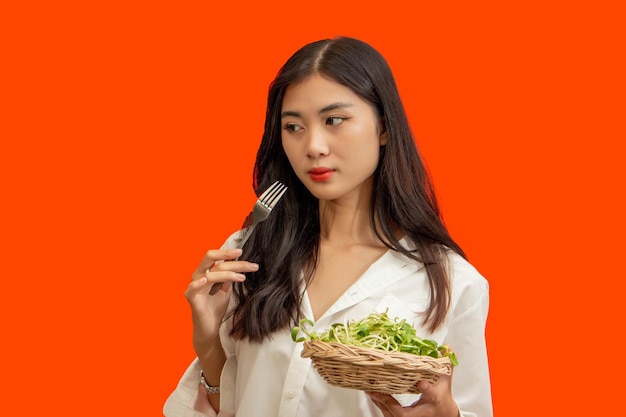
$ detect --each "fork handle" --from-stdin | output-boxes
[236,224,255,250]
[208,226,256,295]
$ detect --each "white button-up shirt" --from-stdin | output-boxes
[164,236,492,417]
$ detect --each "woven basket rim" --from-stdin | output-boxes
[302,339,452,369]
[300,339,453,394]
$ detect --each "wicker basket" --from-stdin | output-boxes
[301,340,452,394]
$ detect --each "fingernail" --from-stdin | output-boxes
[250,263,259,270]
[233,248,243,255]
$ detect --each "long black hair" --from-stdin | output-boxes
[230,37,466,342]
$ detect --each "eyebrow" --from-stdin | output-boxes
[281,102,354,118]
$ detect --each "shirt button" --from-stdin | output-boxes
[287,391,295,399]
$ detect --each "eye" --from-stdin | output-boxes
[283,123,303,133]
[326,117,346,126]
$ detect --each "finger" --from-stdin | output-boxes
[216,248,243,261]
[368,397,393,417]
[204,270,247,287]
[201,248,243,268]
[208,248,243,261]
[367,393,401,417]
[204,255,258,296]
[192,248,243,281]
[185,277,212,299]
[417,380,438,403]
[185,273,242,299]
[415,374,454,408]
[209,260,259,274]
[415,376,459,417]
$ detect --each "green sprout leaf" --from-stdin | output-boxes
[291,310,459,365]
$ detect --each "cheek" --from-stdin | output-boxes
[345,126,382,160]
[355,144,381,168]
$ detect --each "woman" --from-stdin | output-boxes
[164,37,492,417]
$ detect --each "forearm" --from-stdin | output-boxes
[197,339,227,412]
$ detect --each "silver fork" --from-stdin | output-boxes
[209,180,288,295]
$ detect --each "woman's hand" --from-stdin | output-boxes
[367,375,459,417]
[185,248,259,358]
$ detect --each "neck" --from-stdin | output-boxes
[318,185,382,248]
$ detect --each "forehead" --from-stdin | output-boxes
[282,74,364,110]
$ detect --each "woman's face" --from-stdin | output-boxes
[280,74,386,203]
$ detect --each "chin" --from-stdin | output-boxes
[308,187,346,202]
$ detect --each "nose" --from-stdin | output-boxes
[305,128,330,159]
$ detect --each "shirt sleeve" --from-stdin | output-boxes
[445,261,493,417]
[163,359,217,417]
[163,232,242,417]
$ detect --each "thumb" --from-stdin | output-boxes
[417,380,437,403]
[417,380,431,393]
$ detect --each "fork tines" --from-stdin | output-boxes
[260,181,288,208]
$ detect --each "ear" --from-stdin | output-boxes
[379,130,388,146]
[379,119,388,146]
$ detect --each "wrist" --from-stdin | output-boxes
[196,341,227,392]
[200,370,220,395]
[194,337,223,360]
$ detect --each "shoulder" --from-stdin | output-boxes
[398,238,487,288]
[447,251,488,289]
[398,237,489,299]
[445,250,490,317]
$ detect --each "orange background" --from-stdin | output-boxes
[1,1,624,416]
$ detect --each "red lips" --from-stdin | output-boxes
[308,167,335,182]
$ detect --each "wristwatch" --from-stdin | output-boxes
[200,370,220,394]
